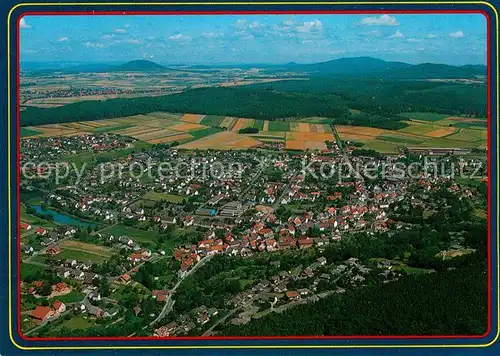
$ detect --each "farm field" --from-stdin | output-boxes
[59,240,115,258]
[178,131,263,150]
[180,113,206,124]
[336,119,487,153]
[21,127,42,137]
[140,191,185,203]
[200,115,225,127]
[285,132,335,151]
[22,109,487,153]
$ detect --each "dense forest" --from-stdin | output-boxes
[220,257,487,336]
[21,78,486,127]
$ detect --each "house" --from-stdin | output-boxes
[285,290,299,300]
[46,245,61,256]
[118,236,134,246]
[51,282,70,294]
[116,273,131,285]
[65,259,77,268]
[52,300,66,314]
[183,216,194,226]
[297,238,313,249]
[317,257,327,266]
[35,227,47,236]
[152,290,169,300]
[20,222,32,230]
[154,321,178,337]
[23,245,34,254]
[31,306,54,321]
[89,291,101,302]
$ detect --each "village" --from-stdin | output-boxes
[19,132,486,337]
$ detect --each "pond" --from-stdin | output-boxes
[31,205,98,227]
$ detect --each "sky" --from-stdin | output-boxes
[20,14,487,65]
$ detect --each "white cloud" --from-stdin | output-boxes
[361,30,381,37]
[124,24,131,28]
[449,30,464,38]
[20,18,31,29]
[235,19,247,30]
[101,34,115,40]
[202,32,223,39]
[168,33,191,42]
[84,42,105,48]
[125,39,141,44]
[57,37,69,42]
[407,38,422,43]
[248,21,262,29]
[115,28,126,33]
[358,14,399,26]
[427,33,438,39]
[296,19,323,33]
[389,30,404,38]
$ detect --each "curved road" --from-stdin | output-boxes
[149,254,214,327]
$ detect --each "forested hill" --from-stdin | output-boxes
[271,56,486,79]
[112,60,169,72]
[220,258,487,336]
[21,78,486,127]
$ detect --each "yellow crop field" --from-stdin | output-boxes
[262,121,270,132]
[425,127,456,138]
[180,113,206,124]
[149,133,193,144]
[286,132,335,141]
[169,123,208,132]
[285,140,305,150]
[178,131,262,150]
[336,125,383,138]
[231,118,254,132]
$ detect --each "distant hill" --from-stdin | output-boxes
[269,56,486,79]
[112,60,168,72]
[299,56,412,75]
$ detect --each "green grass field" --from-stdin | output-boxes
[57,249,110,263]
[100,224,160,243]
[378,133,425,145]
[21,127,42,137]
[189,127,223,140]
[253,120,265,131]
[447,128,487,142]
[268,121,290,131]
[200,115,224,127]
[399,112,450,122]
[59,141,150,166]
[93,124,135,133]
[140,191,185,203]
[362,139,401,154]
[398,123,439,136]
[296,117,333,124]
[21,262,48,280]
[49,291,86,303]
[453,121,488,129]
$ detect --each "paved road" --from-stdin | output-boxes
[331,125,364,182]
[149,254,214,327]
[202,295,259,336]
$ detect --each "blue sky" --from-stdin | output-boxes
[20,14,486,65]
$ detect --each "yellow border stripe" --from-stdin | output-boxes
[7,1,500,350]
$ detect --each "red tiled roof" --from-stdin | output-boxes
[31,306,52,320]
